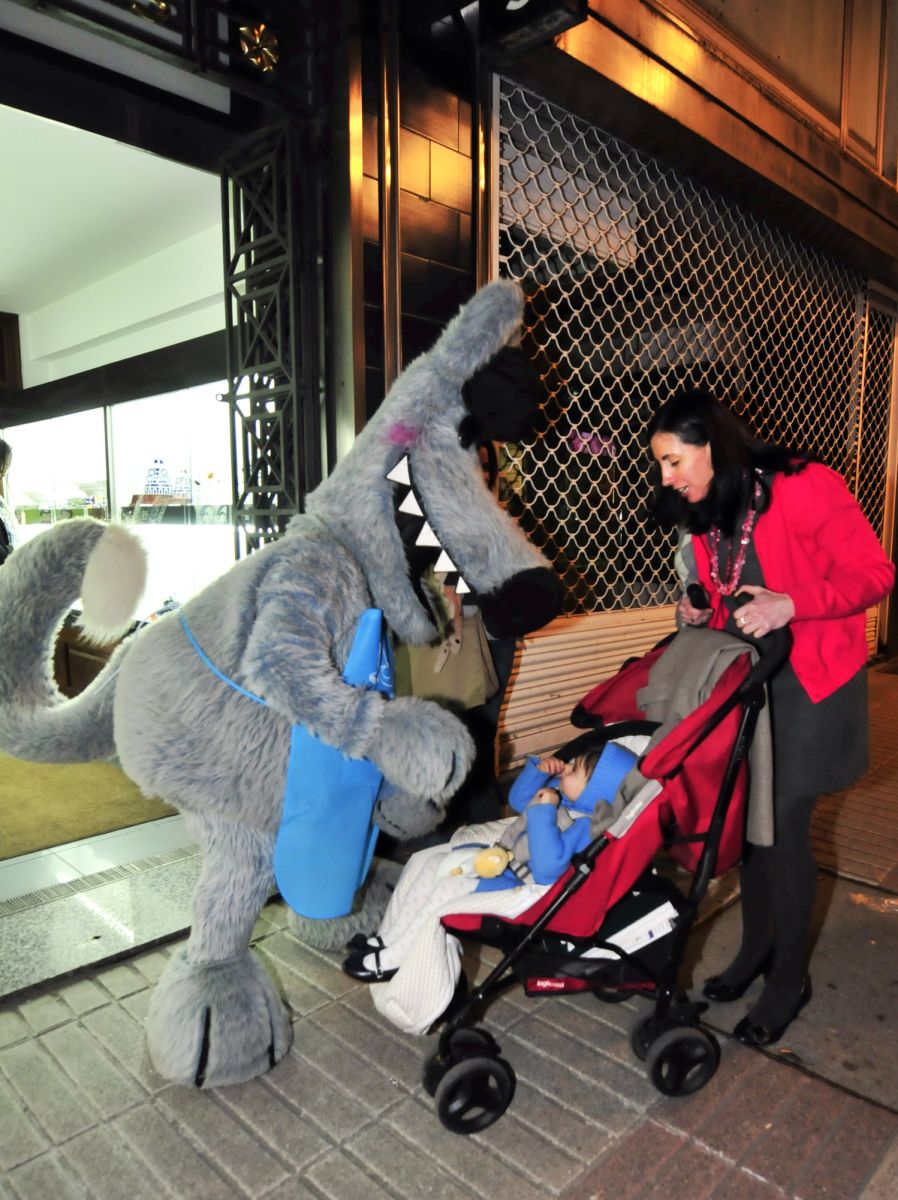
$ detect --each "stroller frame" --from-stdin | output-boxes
[422,627,792,1134]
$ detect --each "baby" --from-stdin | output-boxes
[342,738,638,982]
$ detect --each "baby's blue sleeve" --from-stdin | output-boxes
[508,757,554,813]
[525,806,593,885]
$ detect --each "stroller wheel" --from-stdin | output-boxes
[435,1056,516,1134]
[629,1013,660,1062]
[645,1027,720,1096]
[422,1025,497,1096]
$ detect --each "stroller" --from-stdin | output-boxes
[420,622,791,1134]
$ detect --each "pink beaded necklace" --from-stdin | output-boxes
[707,474,763,597]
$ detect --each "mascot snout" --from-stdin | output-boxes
[478,566,564,639]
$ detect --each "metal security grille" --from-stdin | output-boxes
[222,123,322,555]
[497,80,897,617]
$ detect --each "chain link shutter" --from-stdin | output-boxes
[497,80,896,618]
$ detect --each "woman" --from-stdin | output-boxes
[0,438,19,566]
[647,388,894,1046]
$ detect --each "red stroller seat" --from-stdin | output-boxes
[423,624,790,1134]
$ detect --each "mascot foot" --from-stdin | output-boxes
[287,856,402,953]
[147,948,292,1088]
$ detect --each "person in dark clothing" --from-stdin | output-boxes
[0,438,19,566]
[647,388,894,1047]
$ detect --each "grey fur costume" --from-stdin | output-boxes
[0,280,562,1088]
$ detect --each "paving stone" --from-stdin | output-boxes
[708,1170,786,1199]
[559,1118,685,1200]
[55,977,109,1016]
[214,1077,331,1173]
[384,1094,549,1200]
[736,1072,844,1191]
[689,1052,804,1162]
[120,989,152,1024]
[345,1123,473,1199]
[301,1008,412,1108]
[80,1001,167,1094]
[253,946,334,1019]
[653,1042,763,1136]
[262,1178,319,1200]
[0,1008,29,1049]
[639,1138,730,1200]
[114,1104,241,1199]
[0,1074,50,1170]
[860,1129,898,1199]
[328,991,428,1089]
[95,962,149,1000]
[304,1148,396,1200]
[17,992,72,1034]
[128,949,171,986]
[509,1012,659,1109]
[542,998,663,1073]
[507,1076,613,1161]
[6,1151,91,1200]
[0,1040,99,1143]
[305,1006,420,1098]
[60,1125,164,1200]
[257,932,356,999]
[498,1032,640,1135]
[156,1087,289,1197]
[792,1089,898,1199]
[476,1107,586,1195]
[40,1022,145,1119]
[266,1047,373,1141]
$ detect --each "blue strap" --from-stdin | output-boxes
[178,610,267,707]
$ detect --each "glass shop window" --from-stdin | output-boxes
[109,382,233,608]
[2,380,235,611]
[5,408,108,536]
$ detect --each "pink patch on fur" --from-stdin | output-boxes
[386,422,420,447]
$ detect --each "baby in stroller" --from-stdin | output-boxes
[341,736,642,984]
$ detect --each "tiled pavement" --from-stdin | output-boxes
[2,897,896,1200]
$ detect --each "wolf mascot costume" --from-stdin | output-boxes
[0,280,562,1087]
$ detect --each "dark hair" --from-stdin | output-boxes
[0,439,11,481]
[572,747,603,778]
[646,388,807,535]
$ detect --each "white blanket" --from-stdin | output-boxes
[371,819,549,1035]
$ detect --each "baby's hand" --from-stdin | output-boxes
[531,787,560,807]
[537,756,566,776]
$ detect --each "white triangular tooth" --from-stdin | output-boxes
[434,549,456,572]
[398,490,424,517]
[386,456,411,485]
[455,576,471,595]
[415,522,441,548]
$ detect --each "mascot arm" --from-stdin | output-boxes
[242,558,474,799]
[242,573,387,760]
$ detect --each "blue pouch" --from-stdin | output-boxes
[273,609,395,918]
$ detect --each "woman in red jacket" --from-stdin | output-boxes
[647,388,894,1046]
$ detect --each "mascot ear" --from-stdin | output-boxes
[459,345,544,448]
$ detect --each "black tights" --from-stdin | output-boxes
[722,792,818,1022]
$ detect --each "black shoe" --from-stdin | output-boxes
[702,951,772,1002]
[345,932,383,953]
[341,946,397,983]
[733,976,812,1046]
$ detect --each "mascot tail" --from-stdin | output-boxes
[0,519,147,762]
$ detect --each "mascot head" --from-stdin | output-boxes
[303,280,563,643]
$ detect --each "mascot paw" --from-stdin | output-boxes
[147,948,292,1087]
[374,787,447,840]
[373,696,475,799]
[287,857,402,952]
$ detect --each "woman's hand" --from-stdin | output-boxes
[677,593,712,627]
[733,585,795,638]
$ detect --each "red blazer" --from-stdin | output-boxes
[691,464,895,702]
